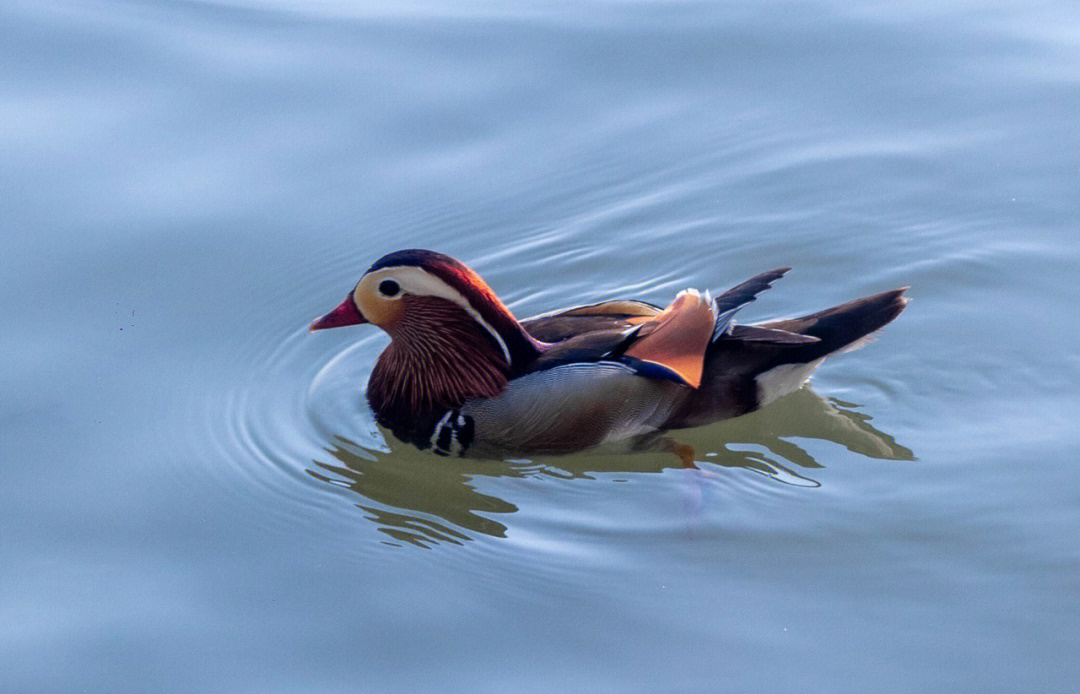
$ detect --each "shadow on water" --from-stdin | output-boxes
[309,387,913,547]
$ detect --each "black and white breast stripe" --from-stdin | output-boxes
[430,409,476,456]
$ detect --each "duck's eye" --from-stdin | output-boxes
[378,279,400,297]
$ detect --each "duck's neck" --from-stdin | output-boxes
[367,297,526,437]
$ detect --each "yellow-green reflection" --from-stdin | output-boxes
[310,387,913,547]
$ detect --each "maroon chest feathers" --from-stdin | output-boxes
[366,295,512,431]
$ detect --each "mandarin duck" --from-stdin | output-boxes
[311,249,907,459]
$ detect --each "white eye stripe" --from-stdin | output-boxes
[368,266,513,366]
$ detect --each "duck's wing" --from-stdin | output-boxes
[710,267,791,339]
[522,267,791,344]
[521,268,798,387]
[622,290,717,388]
[520,300,661,343]
[524,289,737,388]
[620,268,797,387]
[523,291,719,384]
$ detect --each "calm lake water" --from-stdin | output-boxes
[4,1,1080,692]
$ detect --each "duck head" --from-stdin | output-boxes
[310,249,543,431]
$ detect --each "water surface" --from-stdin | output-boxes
[3,1,1080,692]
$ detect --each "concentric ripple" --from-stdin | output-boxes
[162,148,924,553]
[175,267,916,556]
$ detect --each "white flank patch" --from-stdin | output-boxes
[755,357,827,407]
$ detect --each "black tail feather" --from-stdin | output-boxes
[761,287,909,360]
[712,267,791,316]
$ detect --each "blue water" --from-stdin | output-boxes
[3,1,1080,692]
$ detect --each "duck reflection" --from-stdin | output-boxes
[309,387,913,547]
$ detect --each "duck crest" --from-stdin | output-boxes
[366,294,513,439]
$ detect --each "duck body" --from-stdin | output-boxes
[311,250,908,457]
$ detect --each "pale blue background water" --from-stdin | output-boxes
[3,1,1080,692]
